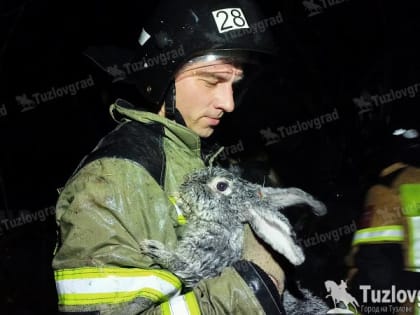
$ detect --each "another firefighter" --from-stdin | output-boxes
[348,126,420,315]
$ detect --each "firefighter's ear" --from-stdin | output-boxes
[247,206,305,266]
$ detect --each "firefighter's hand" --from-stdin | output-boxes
[242,224,285,293]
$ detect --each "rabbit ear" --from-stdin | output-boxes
[248,207,305,266]
[260,187,327,216]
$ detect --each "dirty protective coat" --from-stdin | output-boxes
[52,99,284,315]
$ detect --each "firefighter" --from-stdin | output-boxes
[52,0,288,314]
[347,125,420,315]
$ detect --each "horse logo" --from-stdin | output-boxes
[352,91,375,120]
[16,94,36,112]
[325,280,359,314]
[106,65,127,82]
[259,127,281,146]
[302,0,324,17]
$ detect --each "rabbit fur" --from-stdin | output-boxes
[140,166,327,288]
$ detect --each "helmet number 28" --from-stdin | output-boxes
[212,8,250,33]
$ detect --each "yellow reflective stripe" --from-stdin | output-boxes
[400,184,420,216]
[55,267,181,287]
[352,225,404,246]
[55,267,182,306]
[406,217,420,270]
[58,288,165,306]
[177,214,187,225]
[185,292,201,315]
[169,195,187,225]
[161,299,172,315]
[161,292,201,315]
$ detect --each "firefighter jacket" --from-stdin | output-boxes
[348,162,420,315]
[52,99,284,315]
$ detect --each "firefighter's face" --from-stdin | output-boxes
[174,60,243,138]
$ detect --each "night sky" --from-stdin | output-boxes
[1,0,420,314]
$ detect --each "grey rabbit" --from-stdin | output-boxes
[140,166,330,313]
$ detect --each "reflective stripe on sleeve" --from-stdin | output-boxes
[406,216,420,271]
[352,225,404,246]
[161,291,201,315]
[55,267,182,306]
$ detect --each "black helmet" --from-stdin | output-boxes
[390,126,420,167]
[357,119,420,177]
[86,0,280,108]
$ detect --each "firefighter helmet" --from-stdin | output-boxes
[86,0,281,108]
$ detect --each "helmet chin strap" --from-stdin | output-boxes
[164,80,186,126]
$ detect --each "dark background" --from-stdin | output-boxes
[1,0,420,314]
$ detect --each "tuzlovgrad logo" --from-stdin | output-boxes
[324,280,420,314]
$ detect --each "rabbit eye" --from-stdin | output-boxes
[216,181,229,192]
[208,176,232,195]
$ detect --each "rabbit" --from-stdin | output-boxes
[139,166,327,288]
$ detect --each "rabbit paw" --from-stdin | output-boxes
[140,239,167,259]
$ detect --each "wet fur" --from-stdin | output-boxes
[140,167,327,288]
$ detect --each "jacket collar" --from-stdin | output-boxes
[110,99,201,156]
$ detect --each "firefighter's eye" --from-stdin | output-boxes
[202,79,218,87]
[216,181,229,192]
